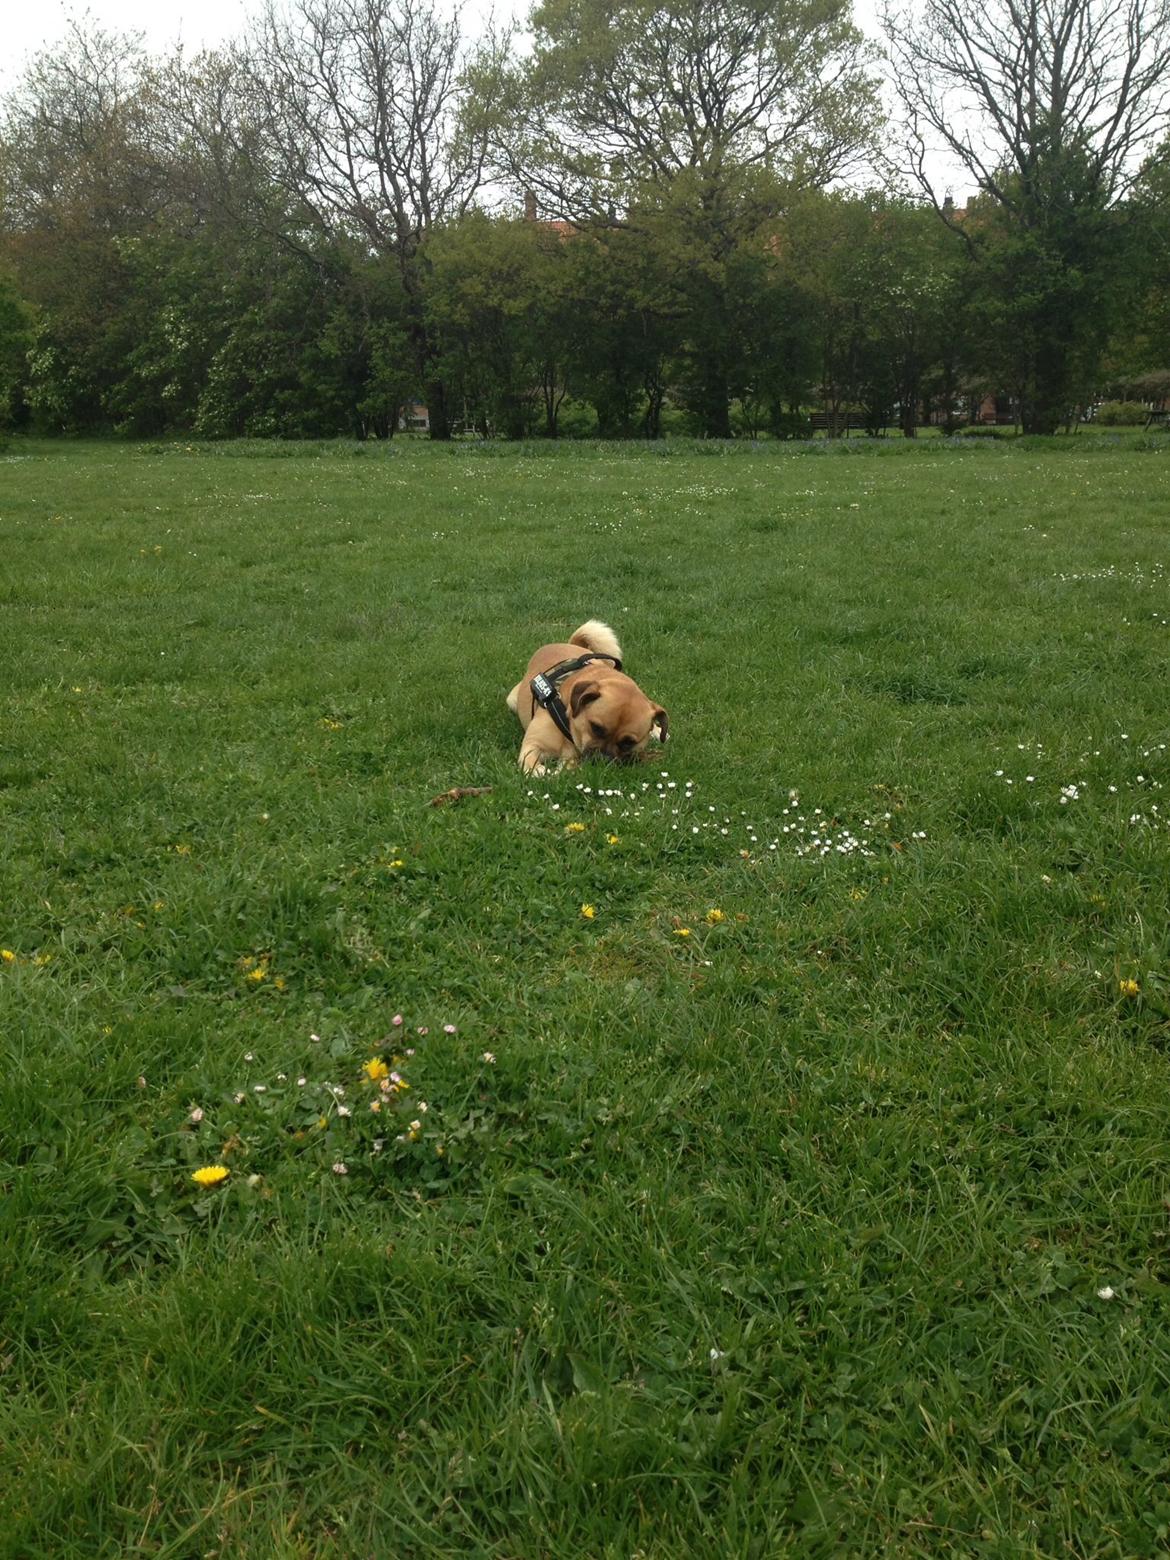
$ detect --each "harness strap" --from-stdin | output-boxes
[529,652,622,747]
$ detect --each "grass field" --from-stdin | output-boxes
[3,433,1170,1557]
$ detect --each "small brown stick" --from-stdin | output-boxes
[428,786,494,807]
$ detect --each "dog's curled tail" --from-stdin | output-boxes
[570,620,623,664]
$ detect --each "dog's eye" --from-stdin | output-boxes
[619,735,637,749]
[589,721,607,740]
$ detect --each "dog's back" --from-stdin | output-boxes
[507,621,624,724]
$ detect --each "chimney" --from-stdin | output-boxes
[524,189,537,221]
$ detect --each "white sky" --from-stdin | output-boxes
[3,0,258,80]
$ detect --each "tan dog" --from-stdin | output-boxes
[507,621,668,776]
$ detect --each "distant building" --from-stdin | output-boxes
[398,401,429,432]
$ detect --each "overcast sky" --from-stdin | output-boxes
[3,0,250,78]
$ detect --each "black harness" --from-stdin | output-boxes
[530,652,622,747]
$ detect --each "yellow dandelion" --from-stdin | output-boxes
[364,1057,390,1081]
[153,900,166,911]
[673,927,692,938]
[606,833,620,845]
[581,904,596,919]
[1,949,15,963]
[564,822,586,834]
[33,952,53,966]
[273,976,286,991]
[191,1165,230,1187]
[705,908,725,924]
[1119,978,1140,997]
[246,967,267,983]
[173,844,191,856]
[387,859,405,869]
[849,888,867,903]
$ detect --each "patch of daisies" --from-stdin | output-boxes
[1053,560,1166,589]
[529,771,923,861]
[182,1014,494,1192]
[993,735,1166,831]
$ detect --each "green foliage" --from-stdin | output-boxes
[1,20,1167,441]
[0,271,32,428]
[426,213,571,437]
[1096,399,1151,425]
[954,162,1139,433]
[506,0,878,205]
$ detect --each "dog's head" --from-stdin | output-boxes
[567,672,668,762]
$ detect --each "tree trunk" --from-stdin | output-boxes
[696,352,731,438]
[900,374,919,438]
[542,367,561,437]
[426,378,452,440]
[1019,333,1068,435]
[501,392,527,441]
[643,374,664,438]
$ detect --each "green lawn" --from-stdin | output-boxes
[2,433,1169,1557]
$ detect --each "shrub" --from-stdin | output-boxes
[1095,400,1150,426]
[772,410,813,440]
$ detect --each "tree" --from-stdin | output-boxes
[486,0,879,435]
[0,269,32,428]
[494,0,877,214]
[218,0,499,438]
[562,222,682,437]
[1100,145,1170,394]
[884,0,1170,432]
[0,23,165,430]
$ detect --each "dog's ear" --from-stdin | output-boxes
[570,680,602,717]
[652,706,669,743]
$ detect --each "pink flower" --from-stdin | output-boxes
[417,1026,429,1036]
[443,1024,456,1034]
[392,1013,404,1026]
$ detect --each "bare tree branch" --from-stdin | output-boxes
[883,0,1170,210]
